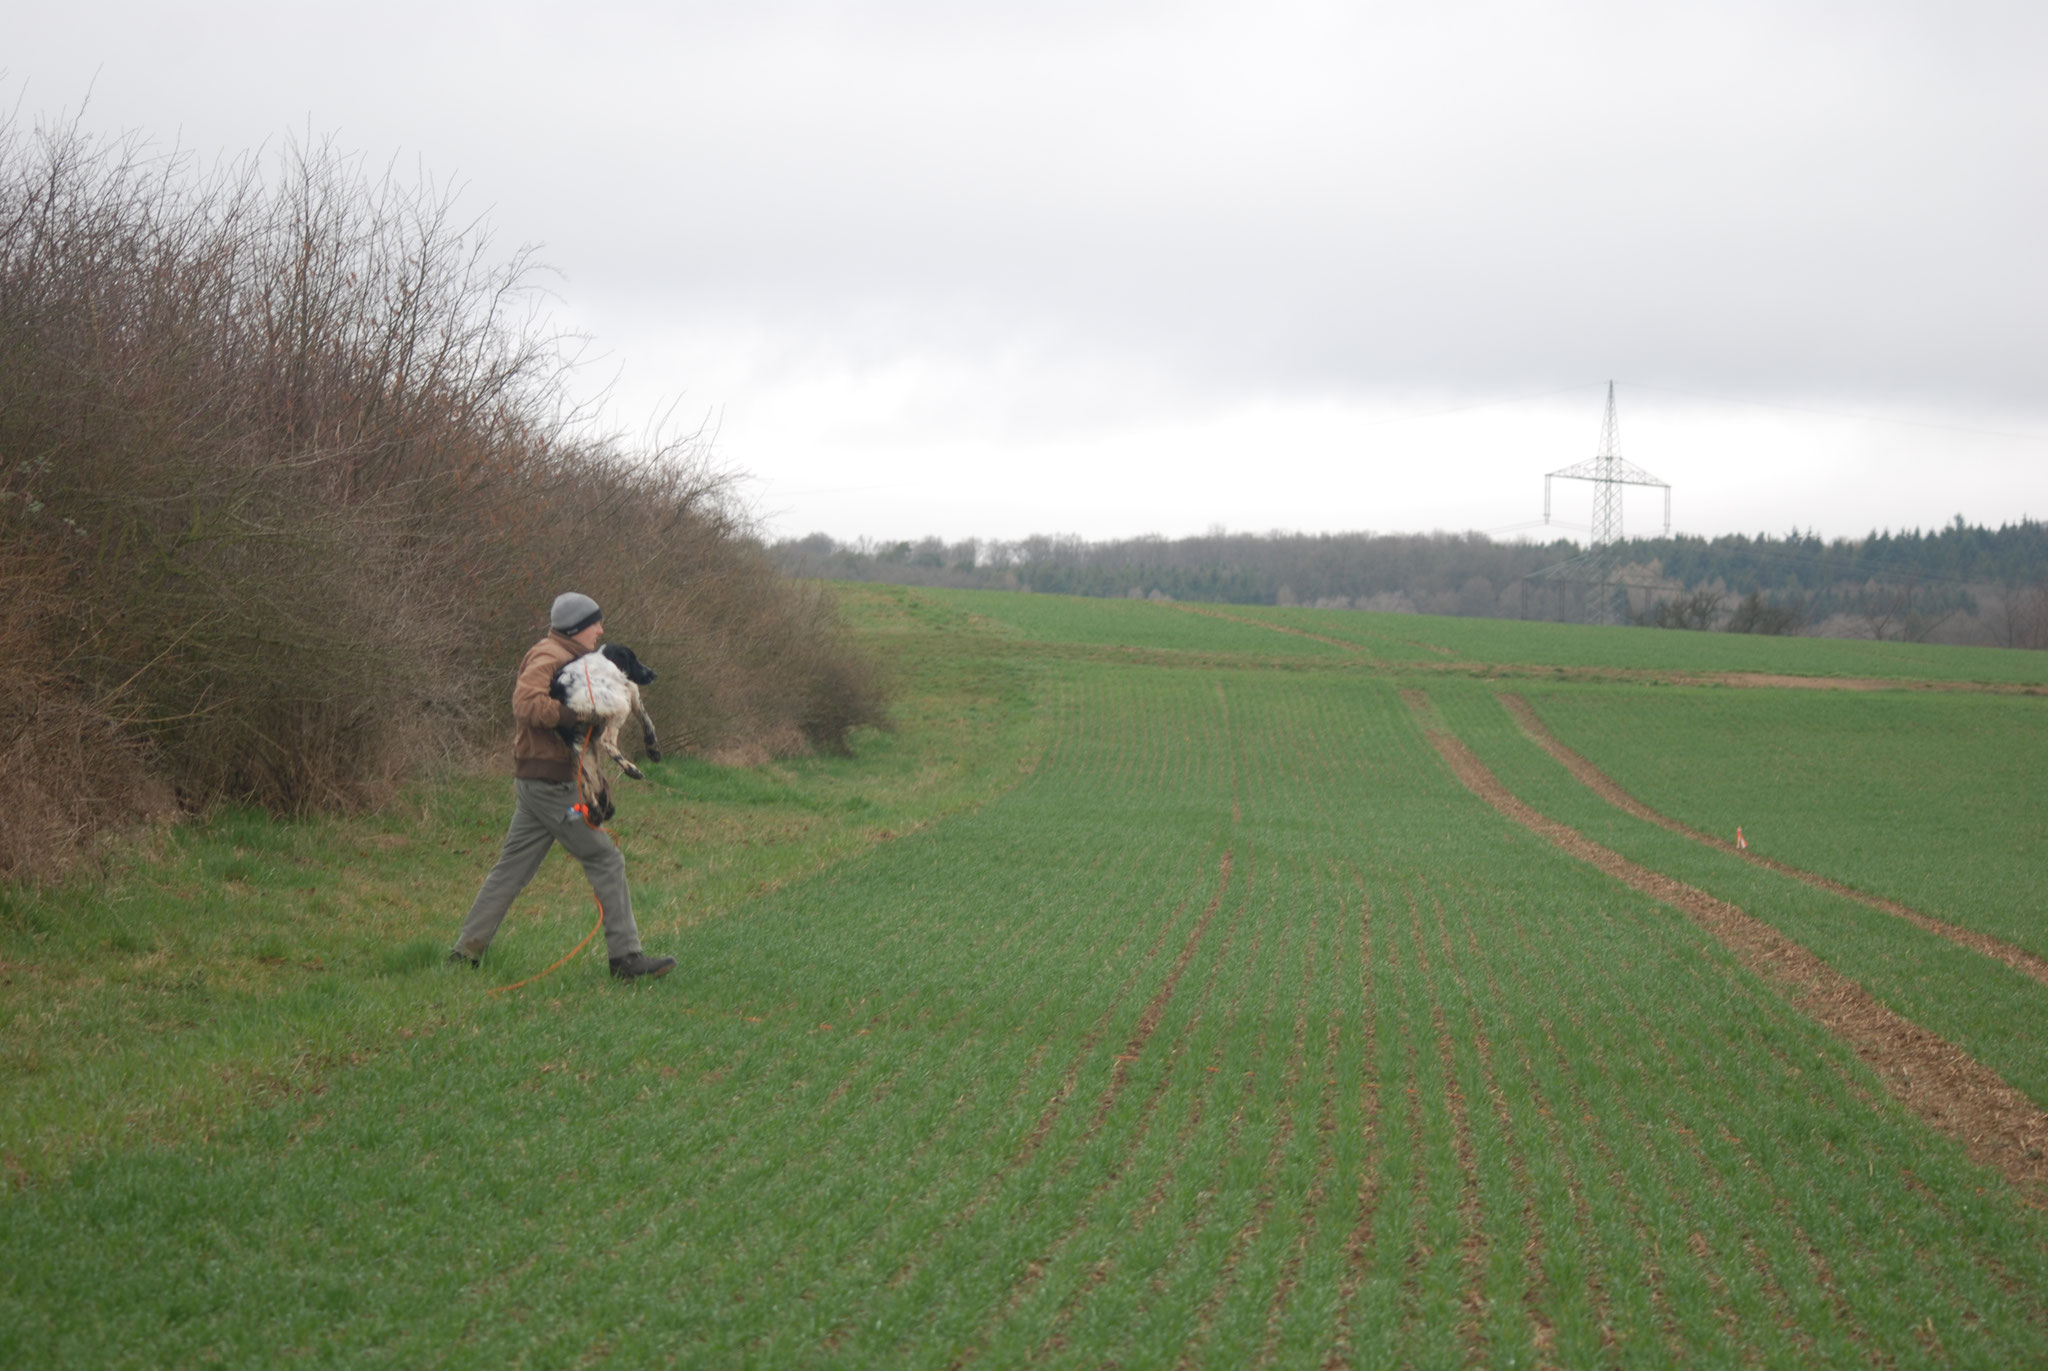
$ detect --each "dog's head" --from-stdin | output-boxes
[599,642,658,686]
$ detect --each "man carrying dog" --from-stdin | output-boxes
[447,591,676,981]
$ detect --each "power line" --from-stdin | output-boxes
[1525,384,1672,625]
[1619,380,2048,445]
[1625,536,1998,589]
[1544,382,1671,544]
[1363,382,1606,428]
[1359,377,2047,443]
[756,483,900,497]
[1484,517,1586,536]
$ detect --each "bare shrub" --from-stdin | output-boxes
[1639,587,1725,630]
[0,541,170,879]
[0,115,884,874]
[1725,591,1804,635]
[1986,579,2048,650]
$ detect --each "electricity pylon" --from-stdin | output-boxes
[1544,381,1670,546]
[1524,382,1671,624]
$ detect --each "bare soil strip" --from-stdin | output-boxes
[978,631,2048,695]
[1411,699,2048,1207]
[1704,671,2042,694]
[1448,663,2045,696]
[1152,604,2045,694]
[1498,692,2048,990]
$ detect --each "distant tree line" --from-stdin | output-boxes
[771,519,2048,649]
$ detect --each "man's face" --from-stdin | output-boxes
[572,620,605,651]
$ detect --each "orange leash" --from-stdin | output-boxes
[488,701,618,996]
[486,906,604,997]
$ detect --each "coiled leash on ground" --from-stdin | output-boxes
[490,661,619,995]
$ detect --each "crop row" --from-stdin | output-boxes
[1431,683,2048,1120]
[1499,690,2048,991]
[5,663,2044,1366]
[1224,601,2048,684]
[1509,683,2048,954]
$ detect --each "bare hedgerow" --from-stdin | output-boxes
[0,115,885,875]
[0,539,171,880]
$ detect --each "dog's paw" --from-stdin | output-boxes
[645,747,662,763]
[621,761,646,781]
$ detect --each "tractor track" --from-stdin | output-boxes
[1410,694,2048,1208]
[1498,692,2048,988]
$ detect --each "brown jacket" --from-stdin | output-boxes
[511,631,595,784]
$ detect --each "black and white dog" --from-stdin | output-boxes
[551,643,662,781]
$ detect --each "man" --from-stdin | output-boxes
[448,591,676,981]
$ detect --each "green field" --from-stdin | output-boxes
[1508,686,2048,955]
[1232,601,2048,684]
[5,588,2046,1367]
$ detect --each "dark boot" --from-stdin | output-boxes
[446,948,479,968]
[609,951,676,982]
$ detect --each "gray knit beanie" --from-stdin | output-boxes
[550,591,603,635]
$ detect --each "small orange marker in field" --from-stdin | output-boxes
[1736,826,1748,850]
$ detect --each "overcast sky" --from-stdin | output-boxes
[16,1,2046,544]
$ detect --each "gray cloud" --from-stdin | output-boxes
[12,0,2047,538]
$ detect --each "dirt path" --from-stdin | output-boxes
[1442,662,2046,695]
[1497,693,2048,990]
[968,617,2048,701]
[1702,671,2040,694]
[1020,623,2048,696]
[1162,601,2047,693]
[1405,692,2048,1207]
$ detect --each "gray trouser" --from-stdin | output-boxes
[455,778,642,961]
